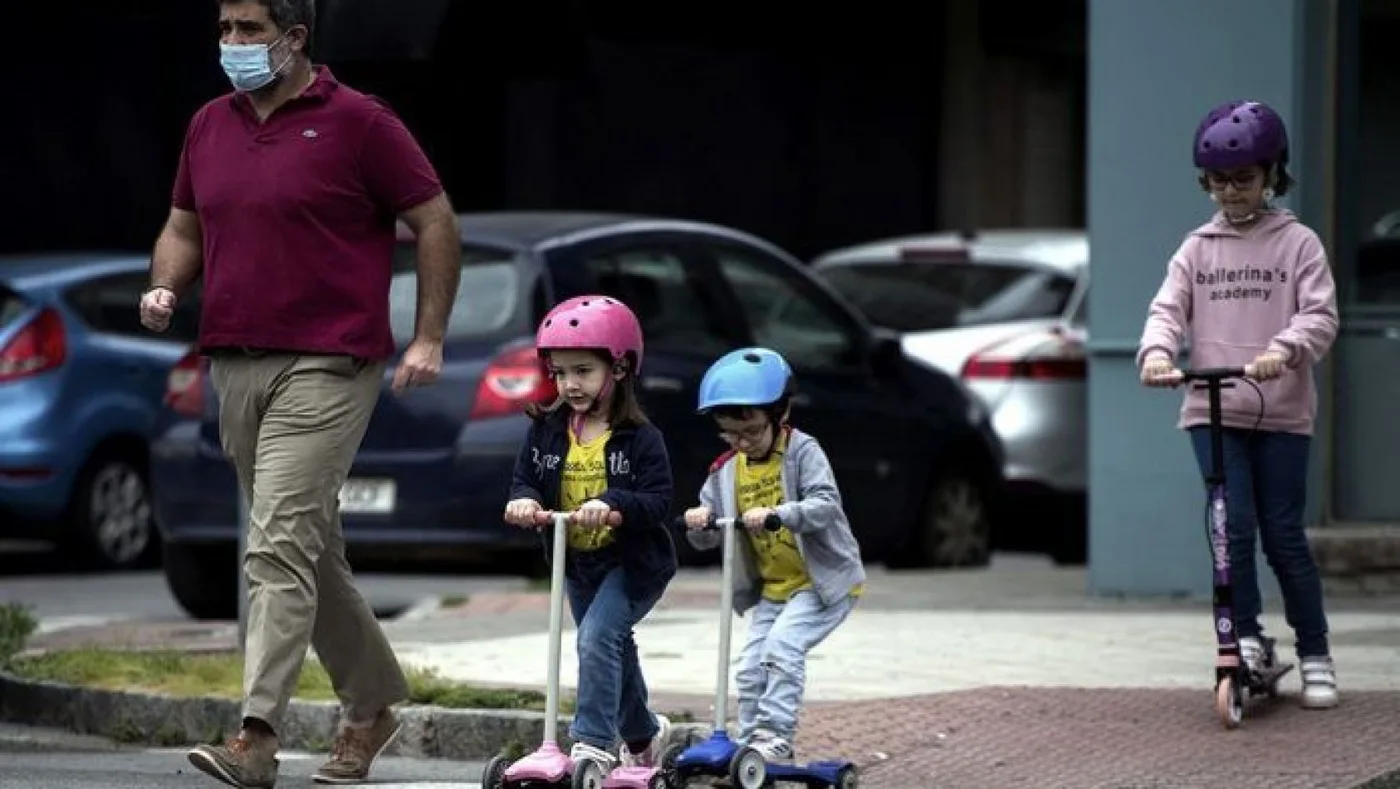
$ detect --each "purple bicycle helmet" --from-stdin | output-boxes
[1192,100,1289,171]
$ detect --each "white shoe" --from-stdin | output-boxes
[618,714,672,768]
[1238,636,1266,676]
[570,741,619,772]
[1300,656,1339,709]
[746,729,794,763]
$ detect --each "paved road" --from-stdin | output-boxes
[0,547,535,626]
[0,722,485,789]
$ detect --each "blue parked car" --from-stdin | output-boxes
[151,212,1005,619]
[0,253,198,570]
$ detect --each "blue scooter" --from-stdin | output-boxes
[670,513,858,789]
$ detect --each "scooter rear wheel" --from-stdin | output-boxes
[1215,676,1243,729]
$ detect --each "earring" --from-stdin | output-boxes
[1209,193,1220,203]
[1262,187,1275,202]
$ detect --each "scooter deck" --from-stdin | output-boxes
[766,759,854,785]
[1245,661,1293,695]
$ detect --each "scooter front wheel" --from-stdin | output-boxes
[572,759,606,789]
[729,746,767,789]
[835,764,860,789]
[1215,676,1243,729]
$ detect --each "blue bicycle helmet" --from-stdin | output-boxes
[697,347,793,413]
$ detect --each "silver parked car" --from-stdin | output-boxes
[811,229,1088,564]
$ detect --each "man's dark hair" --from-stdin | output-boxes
[221,0,316,38]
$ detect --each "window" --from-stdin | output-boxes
[65,273,202,343]
[388,244,521,344]
[816,259,1076,333]
[583,244,729,357]
[709,245,857,369]
[0,287,27,331]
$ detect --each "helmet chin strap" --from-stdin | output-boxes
[569,364,621,437]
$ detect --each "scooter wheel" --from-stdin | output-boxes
[572,759,605,789]
[481,754,509,789]
[657,741,686,787]
[1215,676,1243,729]
[729,746,767,789]
[835,764,859,789]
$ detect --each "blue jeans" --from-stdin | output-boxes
[1189,427,1330,658]
[735,590,855,743]
[565,564,664,749]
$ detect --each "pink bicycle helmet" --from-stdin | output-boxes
[535,295,645,374]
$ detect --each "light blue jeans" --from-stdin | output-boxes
[735,590,855,742]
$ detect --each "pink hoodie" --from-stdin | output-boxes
[1137,209,1338,435]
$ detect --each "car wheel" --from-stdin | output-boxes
[918,473,992,568]
[67,452,160,570]
[163,541,238,620]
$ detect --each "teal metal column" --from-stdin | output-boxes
[1086,0,1319,596]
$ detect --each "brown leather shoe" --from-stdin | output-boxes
[187,728,280,788]
[311,709,402,784]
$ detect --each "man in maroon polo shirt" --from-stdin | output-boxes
[138,1,461,786]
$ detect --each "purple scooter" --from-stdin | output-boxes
[482,509,622,789]
[1175,366,1292,729]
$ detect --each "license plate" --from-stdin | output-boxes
[339,478,396,514]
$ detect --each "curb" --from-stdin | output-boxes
[0,671,710,760]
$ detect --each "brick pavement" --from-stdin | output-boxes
[785,687,1400,789]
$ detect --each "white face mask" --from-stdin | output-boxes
[219,32,292,92]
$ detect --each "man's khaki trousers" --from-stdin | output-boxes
[209,352,409,731]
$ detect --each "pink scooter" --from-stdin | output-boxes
[482,508,623,789]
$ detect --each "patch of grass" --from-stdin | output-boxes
[0,602,38,669]
[439,594,470,608]
[10,649,575,712]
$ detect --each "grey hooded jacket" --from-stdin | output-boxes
[687,428,866,614]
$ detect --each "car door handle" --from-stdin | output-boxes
[641,376,684,393]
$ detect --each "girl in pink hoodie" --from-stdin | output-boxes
[1137,100,1339,710]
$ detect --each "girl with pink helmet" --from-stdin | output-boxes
[1137,100,1339,709]
[503,294,680,773]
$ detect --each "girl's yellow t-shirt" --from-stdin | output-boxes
[560,428,615,551]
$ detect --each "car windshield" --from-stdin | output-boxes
[816,259,1076,332]
[389,245,521,343]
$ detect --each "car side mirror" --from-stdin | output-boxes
[867,328,903,378]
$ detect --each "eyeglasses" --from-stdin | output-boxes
[1205,171,1261,190]
[718,424,770,444]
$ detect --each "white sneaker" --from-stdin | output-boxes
[746,729,794,763]
[570,741,619,772]
[1238,636,1265,675]
[1300,656,1339,709]
[618,714,672,768]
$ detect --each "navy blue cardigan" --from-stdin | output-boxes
[509,409,677,598]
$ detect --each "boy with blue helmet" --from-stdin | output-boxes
[682,347,865,763]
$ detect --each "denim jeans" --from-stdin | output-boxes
[734,590,856,743]
[565,563,664,749]
[1189,426,1330,658]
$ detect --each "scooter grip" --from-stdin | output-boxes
[531,510,623,527]
[702,513,783,531]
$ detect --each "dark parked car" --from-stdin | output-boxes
[0,253,199,569]
[150,212,1005,619]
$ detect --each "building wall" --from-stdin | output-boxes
[1085,0,1327,596]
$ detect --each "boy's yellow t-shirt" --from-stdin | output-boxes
[560,428,615,551]
[734,433,864,602]
[736,436,812,602]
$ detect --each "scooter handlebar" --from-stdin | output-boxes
[531,510,623,527]
[1178,365,1255,383]
[672,513,782,532]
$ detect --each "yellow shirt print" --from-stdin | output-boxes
[736,438,812,602]
[560,429,615,551]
